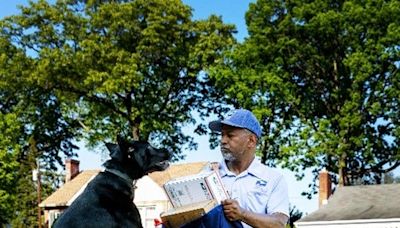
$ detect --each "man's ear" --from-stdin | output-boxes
[105,143,124,161]
[248,134,258,148]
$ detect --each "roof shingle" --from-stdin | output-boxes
[149,162,209,186]
[40,162,210,208]
[39,170,100,208]
[298,183,400,222]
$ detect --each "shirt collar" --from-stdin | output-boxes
[246,157,265,179]
[219,159,232,177]
[219,157,265,179]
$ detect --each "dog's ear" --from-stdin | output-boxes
[116,136,130,153]
[116,135,125,145]
[105,143,124,161]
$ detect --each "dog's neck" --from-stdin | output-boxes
[105,168,137,189]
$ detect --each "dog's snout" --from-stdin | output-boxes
[152,147,172,160]
[164,149,173,160]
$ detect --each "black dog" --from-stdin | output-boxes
[54,137,171,228]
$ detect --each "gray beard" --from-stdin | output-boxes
[221,148,235,162]
[222,152,235,161]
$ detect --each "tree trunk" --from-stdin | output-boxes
[131,117,142,141]
[261,138,267,164]
[338,152,347,186]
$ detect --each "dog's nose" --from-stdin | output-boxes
[165,149,173,160]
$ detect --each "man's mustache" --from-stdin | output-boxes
[221,147,230,153]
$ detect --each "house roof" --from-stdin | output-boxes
[149,162,209,186]
[40,162,209,208]
[298,183,400,222]
[39,170,100,208]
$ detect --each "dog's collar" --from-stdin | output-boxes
[104,168,137,189]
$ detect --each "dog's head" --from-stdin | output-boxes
[105,137,171,180]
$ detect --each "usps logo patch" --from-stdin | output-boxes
[256,180,267,187]
[255,180,268,193]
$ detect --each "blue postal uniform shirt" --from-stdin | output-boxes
[218,158,289,228]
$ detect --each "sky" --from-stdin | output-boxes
[0,0,318,214]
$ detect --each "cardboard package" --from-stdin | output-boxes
[161,199,217,228]
[161,170,229,227]
[163,170,229,208]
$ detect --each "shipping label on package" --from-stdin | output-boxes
[163,171,229,208]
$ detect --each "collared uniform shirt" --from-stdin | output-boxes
[218,158,289,228]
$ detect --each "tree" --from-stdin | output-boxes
[10,159,62,227]
[209,0,400,193]
[1,0,235,155]
[0,33,77,226]
[1,0,235,224]
[383,171,400,184]
[0,113,20,224]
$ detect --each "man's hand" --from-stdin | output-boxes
[222,199,288,228]
[221,199,245,221]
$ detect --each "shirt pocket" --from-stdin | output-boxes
[246,190,269,213]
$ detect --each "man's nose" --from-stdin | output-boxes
[221,134,228,145]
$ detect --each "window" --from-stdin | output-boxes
[138,205,160,228]
[49,211,61,227]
